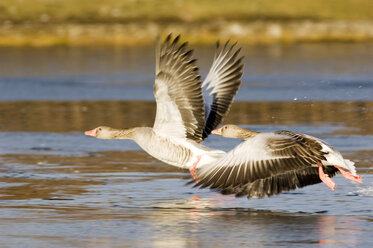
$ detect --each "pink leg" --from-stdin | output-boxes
[335,166,363,184]
[318,163,336,191]
[189,155,201,180]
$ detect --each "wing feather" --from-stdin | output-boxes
[202,41,244,139]
[194,132,335,198]
[153,34,205,142]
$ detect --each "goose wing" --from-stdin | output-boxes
[153,34,205,142]
[221,166,338,198]
[194,131,334,198]
[202,41,244,139]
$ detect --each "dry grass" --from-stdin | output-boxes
[1,0,373,46]
[1,0,373,24]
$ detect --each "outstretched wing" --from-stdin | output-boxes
[202,41,244,139]
[193,132,333,198]
[153,34,205,142]
[221,166,338,198]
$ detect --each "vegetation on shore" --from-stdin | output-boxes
[1,0,373,46]
[2,0,373,24]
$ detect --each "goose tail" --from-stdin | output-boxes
[343,159,357,176]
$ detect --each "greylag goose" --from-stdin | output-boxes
[192,124,363,198]
[85,34,244,171]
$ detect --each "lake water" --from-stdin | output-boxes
[0,43,372,247]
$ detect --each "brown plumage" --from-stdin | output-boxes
[153,34,244,143]
[202,42,244,139]
[220,166,338,198]
[153,34,205,142]
[193,124,361,198]
[85,35,244,170]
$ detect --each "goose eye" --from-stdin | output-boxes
[98,128,102,131]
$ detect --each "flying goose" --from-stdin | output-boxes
[85,34,244,172]
[192,124,363,198]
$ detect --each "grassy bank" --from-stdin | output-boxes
[2,0,373,23]
[1,0,373,46]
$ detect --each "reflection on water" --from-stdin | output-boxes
[0,100,372,134]
[1,43,373,79]
[0,43,372,101]
[0,147,372,247]
[0,193,372,247]
[0,43,373,247]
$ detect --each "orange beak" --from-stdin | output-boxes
[211,128,222,135]
[84,128,97,137]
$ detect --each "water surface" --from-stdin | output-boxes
[0,43,373,247]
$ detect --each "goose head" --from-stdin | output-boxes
[212,124,258,140]
[85,126,113,139]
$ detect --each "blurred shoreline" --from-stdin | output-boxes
[2,0,373,46]
[1,20,373,46]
